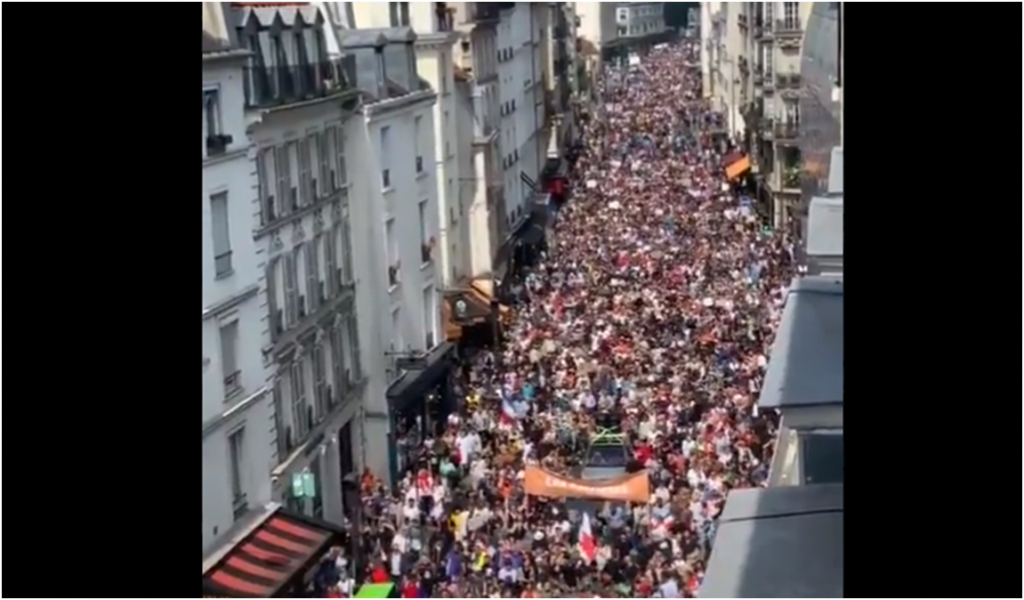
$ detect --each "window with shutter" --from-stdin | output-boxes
[306,238,320,310]
[318,130,331,195]
[340,207,354,284]
[258,149,276,223]
[325,126,338,191]
[313,344,327,420]
[287,142,299,212]
[298,138,312,206]
[283,251,298,326]
[347,313,362,380]
[331,325,346,394]
[323,230,337,297]
[266,259,281,340]
[290,359,308,437]
[275,145,291,215]
[333,127,347,187]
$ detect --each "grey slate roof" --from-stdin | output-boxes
[339,30,389,49]
[758,276,843,409]
[701,484,843,598]
[337,30,389,49]
[240,5,322,28]
[806,196,842,257]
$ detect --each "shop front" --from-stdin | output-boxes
[202,504,346,597]
[384,342,456,481]
[443,278,511,351]
[494,193,555,286]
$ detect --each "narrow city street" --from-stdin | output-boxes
[351,39,795,597]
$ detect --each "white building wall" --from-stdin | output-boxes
[617,3,665,39]
[454,12,504,279]
[497,4,542,230]
[202,55,275,552]
[343,2,465,286]
[575,1,617,48]
[250,95,366,526]
[416,44,464,285]
[700,2,716,96]
[345,91,440,482]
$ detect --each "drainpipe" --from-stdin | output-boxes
[838,2,843,145]
[529,4,540,179]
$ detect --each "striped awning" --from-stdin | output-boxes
[202,509,335,597]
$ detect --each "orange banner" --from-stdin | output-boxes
[725,155,751,180]
[523,465,650,502]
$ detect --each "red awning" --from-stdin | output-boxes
[203,509,335,597]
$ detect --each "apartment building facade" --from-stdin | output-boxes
[216,4,367,528]
[614,2,665,40]
[344,2,467,286]
[701,1,814,231]
[454,2,506,279]
[332,29,446,483]
[202,19,276,552]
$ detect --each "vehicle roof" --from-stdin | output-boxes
[580,466,627,480]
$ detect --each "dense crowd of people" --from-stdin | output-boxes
[323,38,795,598]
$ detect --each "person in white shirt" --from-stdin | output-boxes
[402,497,420,522]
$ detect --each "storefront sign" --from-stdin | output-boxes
[291,471,316,498]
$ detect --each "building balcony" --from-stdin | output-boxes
[465,2,514,24]
[752,17,766,38]
[775,18,802,35]
[773,121,800,141]
[781,168,801,191]
[243,58,353,109]
[776,73,801,88]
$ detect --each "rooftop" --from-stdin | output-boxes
[827,147,842,194]
[759,276,843,409]
[701,484,843,597]
[805,195,842,257]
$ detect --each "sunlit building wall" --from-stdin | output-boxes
[798,2,840,200]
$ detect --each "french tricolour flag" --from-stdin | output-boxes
[577,512,596,563]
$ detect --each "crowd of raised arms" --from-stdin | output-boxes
[315,38,794,598]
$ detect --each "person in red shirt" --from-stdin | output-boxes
[401,578,418,598]
[634,440,653,464]
[369,562,389,583]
